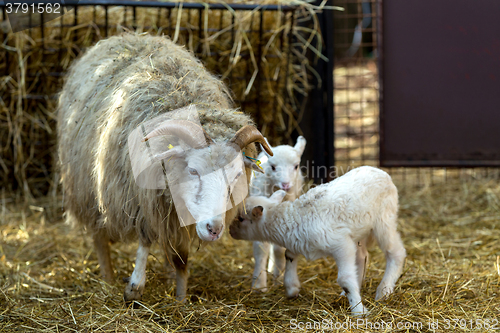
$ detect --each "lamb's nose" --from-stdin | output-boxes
[207,224,222,237]
[281,183,291,191]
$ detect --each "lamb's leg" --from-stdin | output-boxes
[332,241,368,316]
[124,242,150,303]
[284,250,300,298]
[271,245,286,283]
[252,241,270,292]
[355,238,369,290]
[172,246,189,302]
[341,238,369,297]
[374,228,406,301]
[93,229,114,283]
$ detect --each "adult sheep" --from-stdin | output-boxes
[57,33,272,302]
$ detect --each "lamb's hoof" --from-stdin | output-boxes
[122,276,130,283]
[286,287,300,298]
[340,290,346,297]
[124,283,144,305]
[252,279,268,293]
[351,304,370,317]
[375,285,394,301]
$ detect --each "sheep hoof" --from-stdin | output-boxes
[123,283,144,304]
[340,290,346,297]
[176,295,188,303]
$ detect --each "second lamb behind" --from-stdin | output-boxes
[230,166,406,316]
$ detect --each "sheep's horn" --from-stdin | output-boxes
[143,120,213,148]
[229,125,273,156]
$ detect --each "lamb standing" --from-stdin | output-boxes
[57,33,272,302]
[249,136,306,291]
[230,166,406,315]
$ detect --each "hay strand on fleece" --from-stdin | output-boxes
[1,176,499,331]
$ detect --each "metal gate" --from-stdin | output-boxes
[379,0,500,167]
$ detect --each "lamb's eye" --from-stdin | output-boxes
[294,164,299,170]
[271,165,276,171]
[188,168,198,176]
[238,216,244,222]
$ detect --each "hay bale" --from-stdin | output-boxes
[0,0,325,198]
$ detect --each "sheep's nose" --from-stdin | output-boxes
[281,183,291,191]
[207,224,222,239]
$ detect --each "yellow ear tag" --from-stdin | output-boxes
[167,144,174,150]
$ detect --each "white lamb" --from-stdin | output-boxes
[230,166,406,315]
[249,136,306,291]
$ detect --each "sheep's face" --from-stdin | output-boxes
[229,191,286,241]
[259,136,306,193]
[169,143,249,242]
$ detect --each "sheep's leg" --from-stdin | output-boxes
[172,246,189,302]
[163,252,176,280]
[374,228,406,301]
[284,250,300,298]
[93,229,114,283]
[252,241,270,292]
[124,242,150,303]
[332,241,368,316]
[271,245,287,283]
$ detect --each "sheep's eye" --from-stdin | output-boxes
[238,216,244,222]
[294,164,299,170]
[188,168,198,176]
[271,165,276,171]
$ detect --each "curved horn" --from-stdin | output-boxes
[143,120,213,148]
[229,125,273,156]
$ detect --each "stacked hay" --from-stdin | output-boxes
[0,0,329,198]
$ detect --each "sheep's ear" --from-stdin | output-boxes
[244,158,264,174]
[270,190,286,204]
[252,206,264,219]
[294,136,307,156]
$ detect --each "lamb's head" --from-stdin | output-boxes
[229,190,286,241]
[259,136,306,193]
[143,120,272,242]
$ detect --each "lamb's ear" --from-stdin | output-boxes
[252,206,264,219]
[270,190,287,204]
[294,136,307,156]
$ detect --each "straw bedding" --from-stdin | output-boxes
[1,177,499,332]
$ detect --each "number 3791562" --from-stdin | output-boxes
[6,3,61,14]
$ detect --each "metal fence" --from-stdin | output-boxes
[1,1,330,195]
